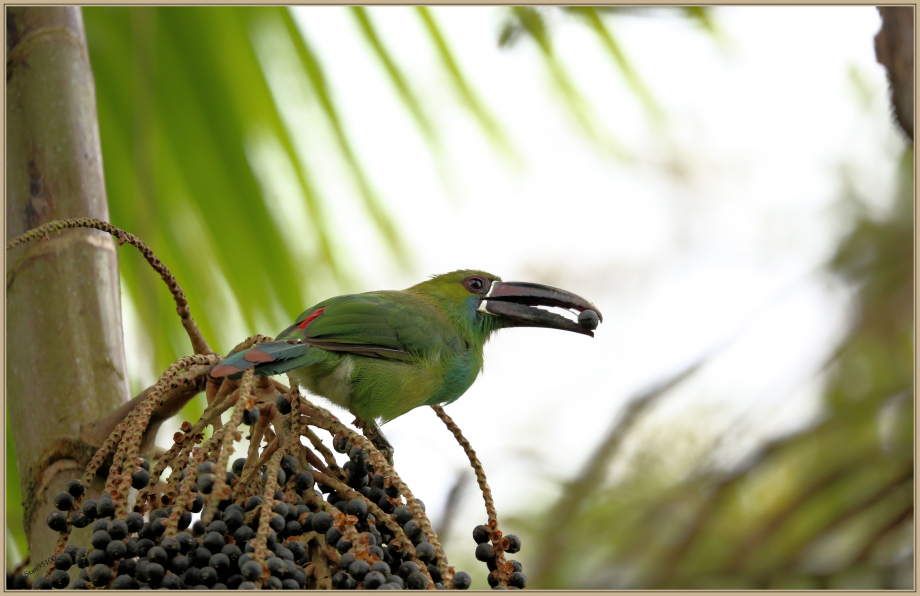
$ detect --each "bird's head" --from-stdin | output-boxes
[411,269,603,341]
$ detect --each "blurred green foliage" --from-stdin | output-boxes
[27,10,879,580]
[515,148,914,590]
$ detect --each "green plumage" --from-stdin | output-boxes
[214,270,503,423]
[211,269,600,447]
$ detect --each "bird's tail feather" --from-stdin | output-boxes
[210,341,321,379]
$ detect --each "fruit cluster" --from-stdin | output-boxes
[22,361,519,590]
[471,524,525,590]
[33,432,482,592]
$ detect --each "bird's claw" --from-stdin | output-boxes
[355,418,395,466]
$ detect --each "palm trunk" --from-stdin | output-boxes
[6,6,129,564]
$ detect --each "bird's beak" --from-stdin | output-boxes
[478,281,603,337]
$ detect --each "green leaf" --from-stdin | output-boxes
[568,7,664,123]
[510,7,628,159]
[415,7,518,160]
[350,7,436,144]
[283,9,409,267]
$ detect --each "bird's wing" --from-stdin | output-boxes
[209,339,330,378]
[276,292,445,360]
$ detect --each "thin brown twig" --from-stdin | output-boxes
[308,469,415,556]
[6,217,212,355]
[297,437,336,478]
[303,426,344,479]
[200,396,247,526]
[298,400,454,583]
[431,405,498,585]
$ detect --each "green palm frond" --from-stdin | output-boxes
[83,7,407,386]
[567,7,664,123]
[351,7,436,145]
[415,7,517,160]
[509,7,627,158]
[283,9,409,268]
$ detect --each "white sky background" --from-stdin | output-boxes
[126,5,906,580]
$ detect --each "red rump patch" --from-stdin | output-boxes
[298,307,325,330]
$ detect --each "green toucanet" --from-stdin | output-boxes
[210,270,601,460]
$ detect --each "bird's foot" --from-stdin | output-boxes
[354,418,395,466]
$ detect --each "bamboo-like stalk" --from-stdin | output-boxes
[6,7,129,564]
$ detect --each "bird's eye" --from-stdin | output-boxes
[463,276,487,294]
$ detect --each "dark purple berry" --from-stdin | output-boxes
[332,436,350,454]
[144,563,165,587]
[210,553,230,573]
[371,561,391,576]
[53,553,73,571]
[335,538,352,553]
[49,570,70,589]
[240,561,262,582]
[160,574,182,590]
[197,473,214,494]
[427,564,442,583]
[452,571,471,590]
[406,571,429,590]
[397,561,418,579]
[71,511,89,528]
[89,564,112,587]
[105,539,127,560]
[394,506,413,526]
[331,572,352,589]
[81,500,98,520]
[110,575,133,590]
[245,495,263,511]
[475,543,494,562]
[378,495,396,514]
[415,542,435,563]
[344,496,367,518]
[131,469,149,490]
[86,548,108,567]
[363,570,387,589]
[46,511,68,532]
[53,491,74,511]
[275,395,292,415]
[294,471,313,491]
[242,408,259,426]
[199,566,218,586]
[403,520,422,540]
[325,527,343,546]
[311,512,333,534]
[96,498,115,519]
[66,479,85,498]
[124,511,143,534]
[348,559,370,581]
[107,519,128,540]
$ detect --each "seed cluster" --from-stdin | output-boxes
[37,442,478,590]
[31,364,496,590]
[32,443,522,591]
[471,524,525,590]
[9,224,523,591]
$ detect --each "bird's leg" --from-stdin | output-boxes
[354,417,395,465]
